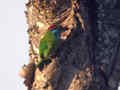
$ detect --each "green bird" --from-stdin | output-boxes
[36,24,67,67]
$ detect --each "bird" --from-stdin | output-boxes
[36,24,67,67]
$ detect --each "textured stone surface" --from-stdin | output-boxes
[31,60,61,90]
[21,0,120,90]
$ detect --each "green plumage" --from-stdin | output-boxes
[36,25,63,67]
[39,30,58,58]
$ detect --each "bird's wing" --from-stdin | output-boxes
[39,40,48,57]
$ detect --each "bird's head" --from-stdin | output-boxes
[48,24,68,32]
[48,25,56,31]
[47,24,70,40]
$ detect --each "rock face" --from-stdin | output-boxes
[21,0,120,90]
[31,59,61,90]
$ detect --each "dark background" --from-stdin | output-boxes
[58,0,120,90]
[77,0,120,90]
